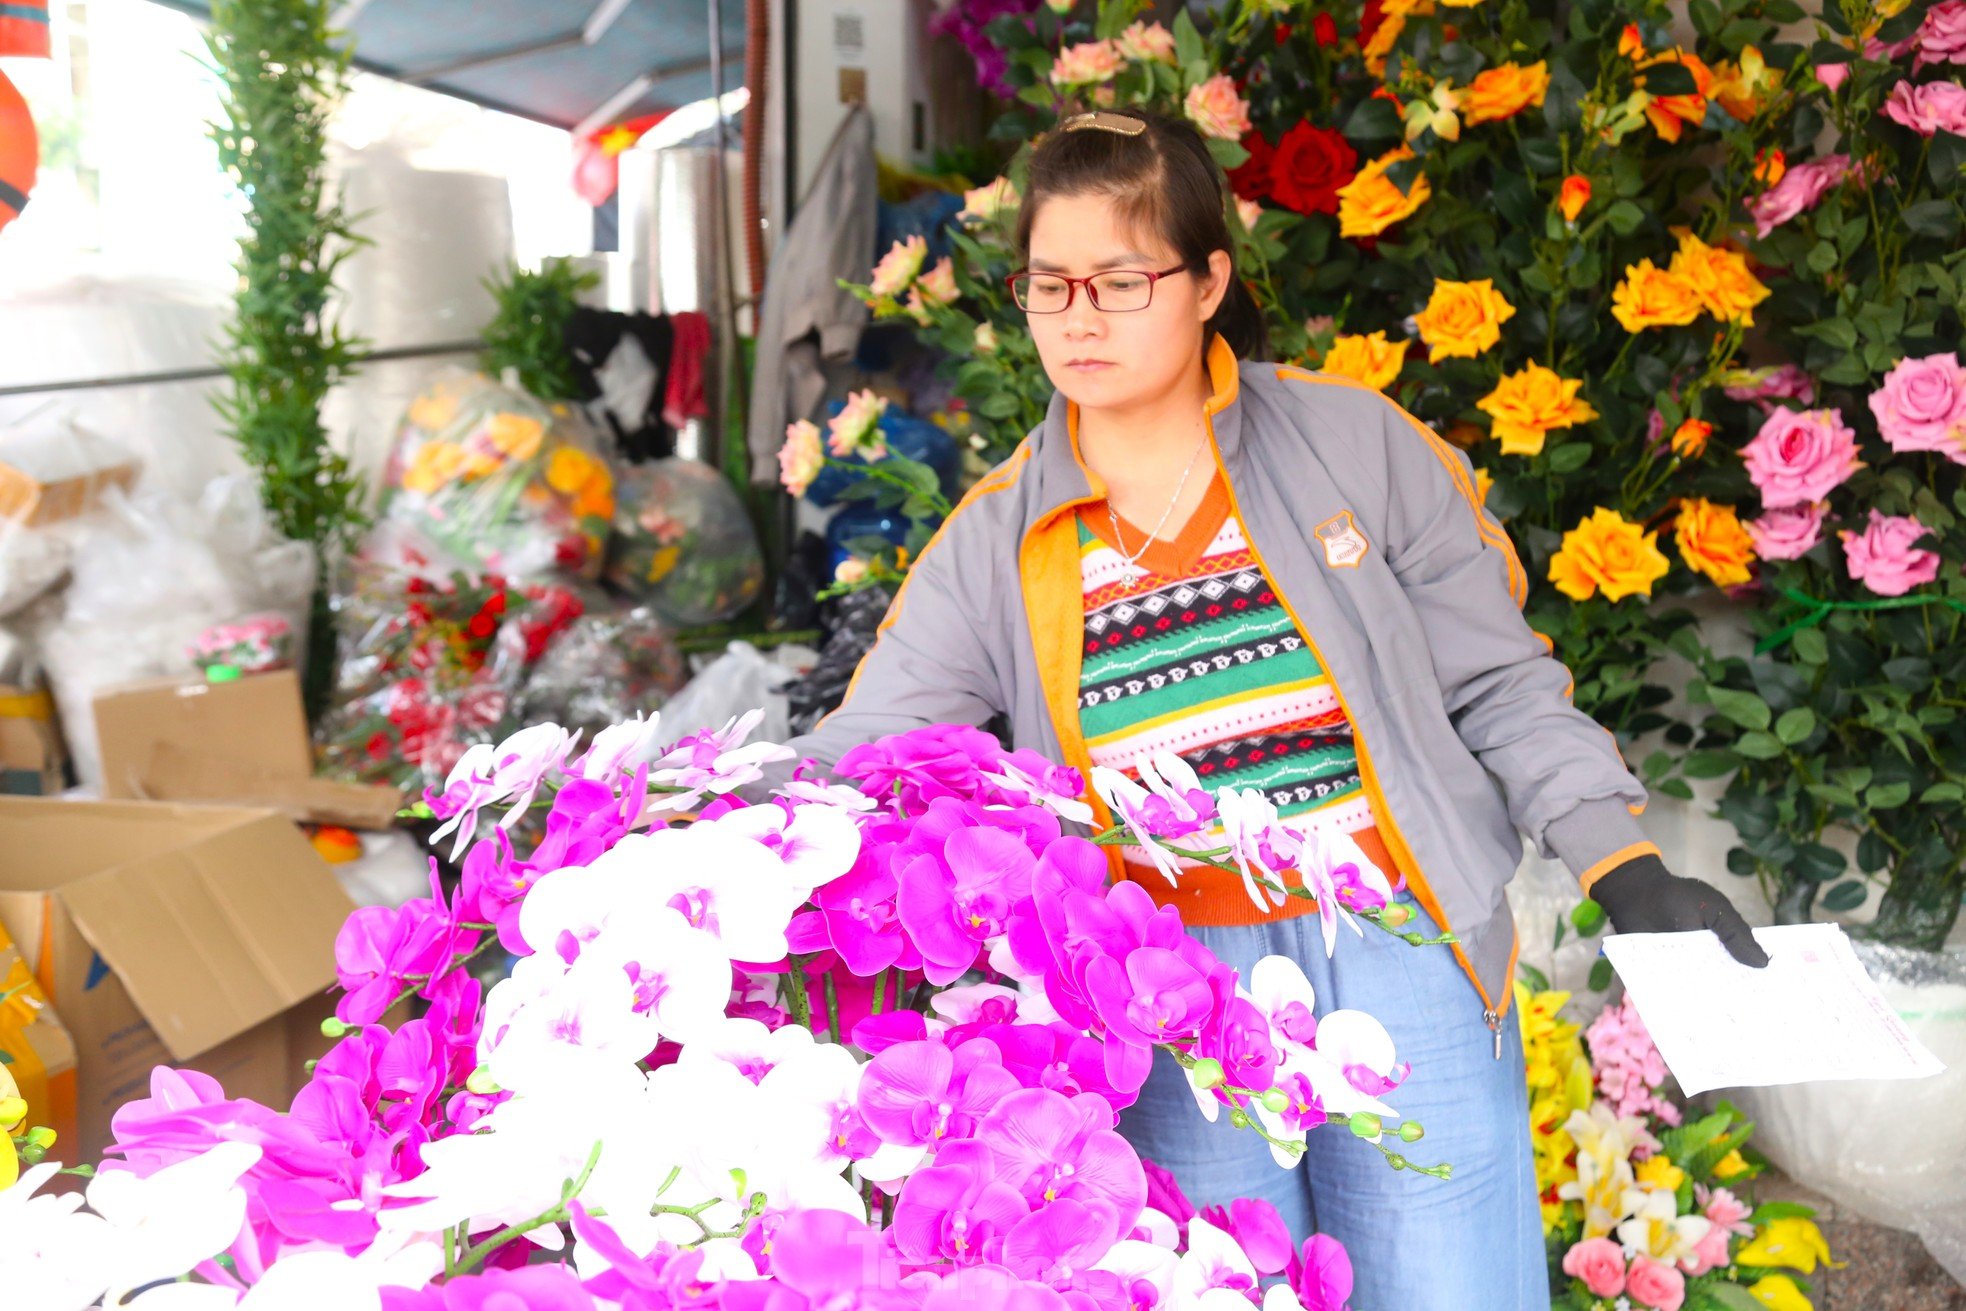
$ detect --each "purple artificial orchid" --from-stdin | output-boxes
[899,824,1041,985]
[1198,1198,1294,1277]
[858,1037,1023,1148]
[892,1139,1033,1266]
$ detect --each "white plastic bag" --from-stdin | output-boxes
[35,478,316,787]
[656,641,817,746]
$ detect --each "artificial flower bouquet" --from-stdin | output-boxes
[376,370,618,584]
[604,458,766,629]
[1520,984,1839,1311]
[315,564,587,790]
[5,712,1461,1308]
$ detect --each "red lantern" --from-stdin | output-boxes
[0,0,50,57]
[0,70,37,236]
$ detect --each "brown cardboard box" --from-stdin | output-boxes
[0,797,357,1162]
[0,451,138,526]
[1,682,65,797]
[94,670,401,830]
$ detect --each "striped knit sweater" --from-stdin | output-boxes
[1078,472,1395,924]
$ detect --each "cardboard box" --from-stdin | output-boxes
[0,451,138,527]
[1,682,64,797]
[0,797,357,1162]
[94,670,402,830]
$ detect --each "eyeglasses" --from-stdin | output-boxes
[1005,263,1191,314]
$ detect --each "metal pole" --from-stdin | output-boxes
[0,339,484,401]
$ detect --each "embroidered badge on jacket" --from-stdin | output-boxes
[1315,510,1369,569]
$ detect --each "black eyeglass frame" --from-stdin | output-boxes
[1003,262,1192,313]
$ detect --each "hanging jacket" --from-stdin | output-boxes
[744,105,877,484]
[777,333,1658,1023]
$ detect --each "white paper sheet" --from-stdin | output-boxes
[1600,923,1947,1096]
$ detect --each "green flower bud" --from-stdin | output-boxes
[1228,1108,1252,1129]
[1399,1121,1425,1143]
[1387,1154,1407,1171]
[320,1017,352,1039]
[1190,1057,1226,1090]
[1259,1087,1292,1114]
[465,1066,502,1095]
[1348,1111,1383,1138]
[1381,904,1412,928]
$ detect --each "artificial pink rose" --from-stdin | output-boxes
[779,419,825,496]
[1050,39,1124,87]
[1881,79,1966,136]
[1741,407,1863,508]
[1816,61,1851,90]
[1702,1186,1754,1236]
[1746,501,1827,560]
[1918,0,1966,68]
[1116,19,1178,64]
[1747,155,1848,238]
[1184,74,1253,141]
[1561,1237,1627,1298]
[1723,363,1817,411]
[1842,510,1943,596]
[1681,1220,1735,1276]
[1870,351,1966,461]
[1866,29,1921,60]
[1627,1255,1687,1311]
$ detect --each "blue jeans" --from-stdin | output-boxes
[1116,908,1548,1311]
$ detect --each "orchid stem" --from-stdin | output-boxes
[823,969,841,1041]
[784,953,814,1030]
[452,1139,603,1272]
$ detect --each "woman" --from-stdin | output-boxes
[779,108,1765,1309]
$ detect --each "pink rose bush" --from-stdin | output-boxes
[1739,407,1863,508]
[6,713,1458,1305]
[1868,351,1966,463]
[1880,78,1966,136]
[1841,509,1943,596]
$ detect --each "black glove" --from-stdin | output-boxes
[1590,853,1770,968]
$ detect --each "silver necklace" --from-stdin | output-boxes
[1106,426,1210,572]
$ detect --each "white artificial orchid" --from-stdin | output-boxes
[479,950,666,1097]
[429,723,582,858]
[1171,1217,1264,1311]
[709,799,863,895]
[979,759,1095,824]
[644,709,796,810]
[631,824,814,962]
[1214,785,1293,917]
[87,1142,262,1306]
[0,1161,112,1311]
[578,711,667,783]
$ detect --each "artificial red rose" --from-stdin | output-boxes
[1268,122,1358,216]
[1275,22,1292,42]
[1312,12,1338,45]
[1359,0,1386,50]
[1228,131,1276,201]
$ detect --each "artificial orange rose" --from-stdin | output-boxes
[1675,497,1756,587]
[1670,418,1713,459]
[1548,507,1671,602]
[1711,45,1780,120]
[1618,23,1645,58]
[1477,361,1599,457]
[1414,278,1517,362]
[408,384,461,432]
[1669,232,1771,325]
[1461,61,1550,126]
[1611,259,1703,332]
[1337,147,1432,237]
[1321,331,1410,390]
[401,440,468,494]
[487,412,546,461]
[1558,174,1592,223]
[1637,50,1714,142]
[1754,147,1787,186]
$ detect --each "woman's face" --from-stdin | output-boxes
[1023,191,1232,413]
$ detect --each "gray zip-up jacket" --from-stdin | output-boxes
[780,334,1658,1021]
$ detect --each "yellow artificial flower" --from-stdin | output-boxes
[1618,22,1645,58]
[1549,508,1671,603]
[1712,44,1781,120]
[1461,61,1550,126]
[1414,278,1517,362]
[1322,332,1410,391]
[1637,50,1714,142]
[1337,147,1432,238]
[1635,1153,1688,1194]
[1474,466,1495,506]
[1748,1274,1815,1311]
[1364,1,1433,75]
[1738,1217,1844,1274]
[1670,417,1713,459]
[487,412,546,461]
[1755,147,1787,186]
[1676,497,1756,588]
[1714,1148,1751,1180]
[1558,174,1592,223]
[546,446,602,495]
[1670,231,1772,325]
[1404,81,1463,142]
[1559,1103,1655,1237]
[401,440,469,495]
[1476,361,1599,457]
[1612,259,1704,333]
[1516,980,1595,1232]
[408,384,462,432]
[0,1062,22,1190]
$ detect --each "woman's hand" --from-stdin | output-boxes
[1589,853,1770,968]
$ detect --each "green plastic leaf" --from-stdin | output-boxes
[1866,781,1912,809]
[1547,442,1593,473]
[1709,687,1771,732]
[1173,8,1204,68]
[1570,900,1608,936]
[1732,731,1785,760]
[1821,880,1867,912]
[1774,707,1816,745]
[1588,957,1614,992]
[1344,97,1402,144]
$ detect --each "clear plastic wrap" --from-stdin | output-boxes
[372,369,616,583]
[314,563,590,791]
[1731,942,1966,1283]
[603,457,764,627]
[514,606,687,742]
[33,479,315,788]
